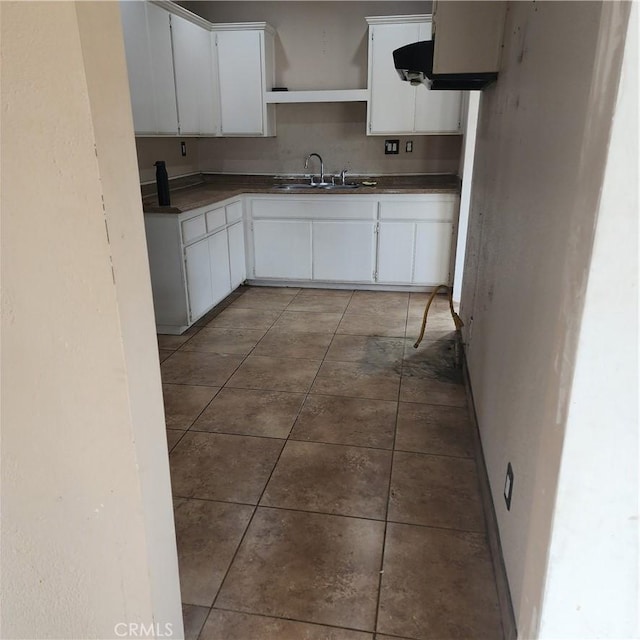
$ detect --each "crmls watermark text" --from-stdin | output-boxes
[114,622,173,638]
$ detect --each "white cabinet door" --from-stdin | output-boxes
[171,13,218,135]
[228,221,246,288]
[377,220,454,285]
[413,222,453,284]
[253,220,312,279]
[312,221,376,282]
[414,84,463,133]
[213,29,275,136]
[208,229,231,305]
[367,18,462,134]
[146,2,179,134]
[377,222,415,283]
[120,1,156,134]
[185,238,214,322]
[120,1,178,134]
[216,30,268,135]
[413,20,462,133]
[368,22,422,134]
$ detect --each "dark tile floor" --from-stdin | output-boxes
[160,287,503,640]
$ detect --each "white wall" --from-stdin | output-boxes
[1,3,182,638]
[538,4,638,636]
[459,1,634,636]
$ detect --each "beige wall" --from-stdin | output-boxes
[197,103,462,176]
[137,136,201,183]
[136,105,461,181]
[1,3,182,638]
[460,1,633,637]
[180,1,429,90]
[137,1,461,182]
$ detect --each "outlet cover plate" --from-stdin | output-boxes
[385,139,399,154]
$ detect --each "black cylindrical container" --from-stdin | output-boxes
[154,160,171,206]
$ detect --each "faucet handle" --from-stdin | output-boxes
[304,173,315,186]
[339,168,348,185]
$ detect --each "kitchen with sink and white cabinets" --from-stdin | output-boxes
[121,2,507,639]
[124,0,471,335]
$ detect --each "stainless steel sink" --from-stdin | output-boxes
[272,183,317,190]
[317,184,360,190]
[272,183,360,191]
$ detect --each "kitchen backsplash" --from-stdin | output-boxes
[136,136,201,183]
[136,103,462,182]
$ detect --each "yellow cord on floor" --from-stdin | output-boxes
[413,285,464,349]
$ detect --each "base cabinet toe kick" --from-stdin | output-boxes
[144,192,459,334]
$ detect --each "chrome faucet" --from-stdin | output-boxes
[304,153,326,185]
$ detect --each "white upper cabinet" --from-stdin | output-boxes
[366,15,462,135]
[214,27,276,136]
[120,1,178,134]
[121,3,275,138]
[171,12,219,135]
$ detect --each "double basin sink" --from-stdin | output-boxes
[273,182,360,191]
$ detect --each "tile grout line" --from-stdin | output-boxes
[201,289,357,635]
[183,424,475,461]
[372,295,409,636]
[209,604,376,637]
[173,494,489,536]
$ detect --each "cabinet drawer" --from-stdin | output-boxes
[205,208,226,233]
[379,198,456,222]
[181,214,207,243]
[252,198,376,220]
[226,201,243,224]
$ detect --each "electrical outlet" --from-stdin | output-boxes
[384,139,399,154]
[406,140,413,153]
[181,141,187,157]
[504,463,514,510]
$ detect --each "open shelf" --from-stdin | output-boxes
[265,89,368,104]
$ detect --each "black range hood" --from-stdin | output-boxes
[393,40,497,91]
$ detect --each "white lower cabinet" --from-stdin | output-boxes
[247,194,457,286]
[145,198,246,334]
[253,220,312,279]
[377,221,454,285]
[208,228,231,305]
[146,192,457,333]
[377,197,457,285]
[413,222,454,284]
[228,221,247,288]
[377,222,415,283]
[185,238,214,320]
[312,221,376,282]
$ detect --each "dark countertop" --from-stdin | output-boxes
[141,173,461,214]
